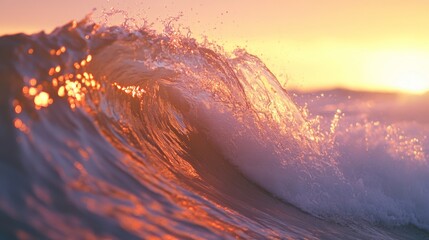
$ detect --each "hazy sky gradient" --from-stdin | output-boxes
[2,0,429,93]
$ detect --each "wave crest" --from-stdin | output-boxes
[1,16,429,239]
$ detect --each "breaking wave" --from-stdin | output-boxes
[1,16,429,239]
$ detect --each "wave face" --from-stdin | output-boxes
[1,18,429,239]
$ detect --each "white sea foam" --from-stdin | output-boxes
[188,53,429,230]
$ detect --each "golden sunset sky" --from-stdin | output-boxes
[2,0,429,93]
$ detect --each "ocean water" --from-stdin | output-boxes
[1,17,429,239]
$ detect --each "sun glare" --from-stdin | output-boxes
[393,70,427,94]
[366,51,429,94]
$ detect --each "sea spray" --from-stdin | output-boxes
[0,14,428,239]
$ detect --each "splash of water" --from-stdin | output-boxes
[1,12,429,239]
